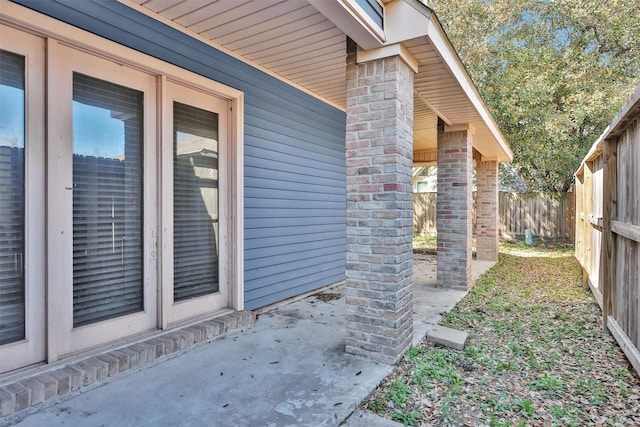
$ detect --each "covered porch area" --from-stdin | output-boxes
[0,1,514,418]
[123,0,512,364]
[122,0,512,363]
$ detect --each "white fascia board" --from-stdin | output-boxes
[308,0,385,50]
[311,0,513,163]
[371,0,513,162]
[425,15,513,162]
[380,0,513,162]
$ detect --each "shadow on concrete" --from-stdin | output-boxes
[9,257,494,427]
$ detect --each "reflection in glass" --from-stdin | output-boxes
[72,73,143,326]
[0,50,25,345]
[173,102,219,301]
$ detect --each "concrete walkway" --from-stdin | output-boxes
[6,258,494,427]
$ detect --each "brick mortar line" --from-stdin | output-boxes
[0,311,255,424]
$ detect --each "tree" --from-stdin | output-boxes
[427,0,640,191]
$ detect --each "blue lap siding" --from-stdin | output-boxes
[14,0,347,309]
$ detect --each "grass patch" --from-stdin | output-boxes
[362,242,640,426]
[499,238,574,257]
[413,234,478,255]
[413,234,437,253]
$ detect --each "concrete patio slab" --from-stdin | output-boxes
[8,288,394,427]
[412,285,467,347]
[411,255,495,346]
[4,256,494,427]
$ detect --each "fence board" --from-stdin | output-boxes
[575,87,640,376]
[413,192,436,235]
[612,221,640,243]
[413,192,573,240]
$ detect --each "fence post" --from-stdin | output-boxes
[600,138,617,332]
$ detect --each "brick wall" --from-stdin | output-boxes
[344,52,414,364]
[436,122,473,290]
[476,160,499,261]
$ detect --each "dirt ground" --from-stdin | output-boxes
[413,253,438,286]
[363,248,640,426]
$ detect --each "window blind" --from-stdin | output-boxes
[0,50,26,345]
[173,102,219,301]
[72,73,143,327]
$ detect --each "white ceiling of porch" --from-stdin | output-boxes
[128,0,509,161]
[131,0,348,107]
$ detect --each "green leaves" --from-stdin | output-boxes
[428,0,640,191]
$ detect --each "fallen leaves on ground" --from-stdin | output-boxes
[362,247,640,426]
[313,292,343,302]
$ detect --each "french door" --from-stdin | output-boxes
[0,26,46,373]
[49,43,158,357]
[0,19,241,374]
[161,81,229,325]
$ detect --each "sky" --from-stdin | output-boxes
[73,101,126,159]
[1,83,128,158]
[0,84,24,148]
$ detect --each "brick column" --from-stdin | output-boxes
[476,160,499,261]
[436,121,473,290]
[344,50,415,364]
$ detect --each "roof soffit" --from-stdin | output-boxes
[342,0,512,162]
[123,0,512,161]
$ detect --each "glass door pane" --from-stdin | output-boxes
[0,50,25,345]
[72,73,144,326]
[173,102,219,301]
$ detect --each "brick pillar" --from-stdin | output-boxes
[476,160,499,261]
[344,50,415,364]
[436,121,473,290]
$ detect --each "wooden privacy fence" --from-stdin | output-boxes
[575,86,640,376]
[414,192,574,240]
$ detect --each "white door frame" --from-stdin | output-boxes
[47,42,158,359]
[0,24,46,373]
[161,79,231,326]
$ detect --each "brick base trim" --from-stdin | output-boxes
[0,311,255,421]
